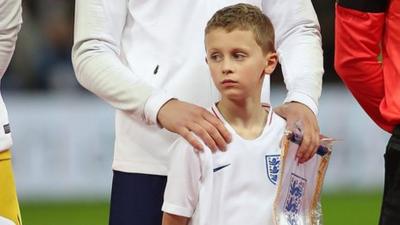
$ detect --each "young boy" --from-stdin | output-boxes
[162,4,285,225]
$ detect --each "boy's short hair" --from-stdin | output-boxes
[205,3,275,54]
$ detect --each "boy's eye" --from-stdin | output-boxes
[232,52,246,60]
[210,53,223,62]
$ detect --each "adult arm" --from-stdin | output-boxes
[334,0,393,132]
[262,0,323,163]
[0,0,22,78]
[72,0,158,122]
[72,0,230,151]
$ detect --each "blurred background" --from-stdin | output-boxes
[3,1,387,225]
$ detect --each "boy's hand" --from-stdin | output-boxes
[158,99,231,152]
[274,102,320,163]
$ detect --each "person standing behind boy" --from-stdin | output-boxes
[72,0,323,224]
[0,0,23,225]
[335,0,400,224]
[162,4,285,225]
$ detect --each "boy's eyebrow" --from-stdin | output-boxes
[206,48,220,53]
[207,46,250,52]
[231,47,249,52]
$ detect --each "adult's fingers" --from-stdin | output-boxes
[178,126,204,151]
[158,99,230,152]
[202,111,231,151]
[275,102,320,163]
[296,121,320,163]
[188,122,218,152]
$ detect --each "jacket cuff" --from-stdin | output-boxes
[284,91,319,115]
[337,0,388,13]
[144,90,176,126]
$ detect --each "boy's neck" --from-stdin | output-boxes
[217,98,269,140]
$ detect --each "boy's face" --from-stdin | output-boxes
[205,28,277,101]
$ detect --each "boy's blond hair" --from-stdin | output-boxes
[205,3,275,55]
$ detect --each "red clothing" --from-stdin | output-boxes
[335,1,400,133]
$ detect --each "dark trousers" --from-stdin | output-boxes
[109,171,167,225]
[379,125,400,225]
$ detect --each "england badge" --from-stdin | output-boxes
[265,154,280,185]
[283,173,307,225]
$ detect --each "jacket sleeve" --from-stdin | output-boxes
[334,1,393,132]
[0,0,22,78]
[72,0,173,125]
[262,0,323,114]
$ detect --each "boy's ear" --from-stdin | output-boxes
[264,52,278,74]
[205,57,208,64]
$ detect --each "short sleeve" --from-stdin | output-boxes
[162,138,203,218]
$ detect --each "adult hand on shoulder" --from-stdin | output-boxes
[274,102,320,163]
[158,99,231,152]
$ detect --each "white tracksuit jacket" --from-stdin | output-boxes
[72,0,323,175]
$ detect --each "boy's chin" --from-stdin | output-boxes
[220,93,249,102]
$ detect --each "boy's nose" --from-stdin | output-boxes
[222,59,233,75]
[222,68,233,75]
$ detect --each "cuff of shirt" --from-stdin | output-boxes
[337,0,388,13]
[162,202,193,218]
[284,92,319,115]
[144,90,176,126]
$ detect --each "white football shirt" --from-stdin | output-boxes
[162,104,286,225]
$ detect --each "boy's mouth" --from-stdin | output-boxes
[221,79,237,84]
[221,79,239,88]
